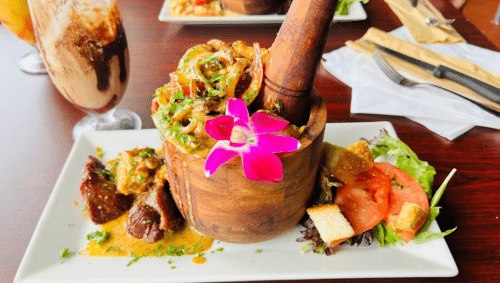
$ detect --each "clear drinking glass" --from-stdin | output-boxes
[27,0,141,140]
[0,0,47,74]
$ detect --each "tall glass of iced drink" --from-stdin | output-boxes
[27,0,141,140]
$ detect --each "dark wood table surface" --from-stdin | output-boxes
[1,0,499,282]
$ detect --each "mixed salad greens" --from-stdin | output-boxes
[369,131,457,247]
[336,0,369,15]
[299,130,456,254]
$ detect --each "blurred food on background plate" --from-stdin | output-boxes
[169,0,368,17]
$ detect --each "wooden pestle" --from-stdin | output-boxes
[257,0,339,125]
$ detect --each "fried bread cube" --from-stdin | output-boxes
[307,204,355,245]
[393,202,427,232]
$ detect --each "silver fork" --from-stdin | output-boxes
[372,49,500,115]
[372,49,448,91]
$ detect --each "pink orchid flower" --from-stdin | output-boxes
[204,98,301,183]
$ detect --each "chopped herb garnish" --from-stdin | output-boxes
[172,91,185,100]
[392,178,405,189]
[127,253,142,266]
[140,147,155,158]
[211,247,224,254]
[60,248,71,258]
[136,175,145,183]
[86,231,110,245]
[98,170,115,182]
[245,90,258,102]
[200,56,217,65]
[165,245,187,257]
[210,73,225,82]
[105,246,122,253]
[192,242,203,253]
[254,249,262,254]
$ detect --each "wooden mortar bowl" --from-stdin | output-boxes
[161,89,326,243]
[221,0,284,15]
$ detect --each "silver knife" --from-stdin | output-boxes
[366,40,500,104]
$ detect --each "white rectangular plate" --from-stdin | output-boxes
[158,1,367,25]
[15,121,458,282]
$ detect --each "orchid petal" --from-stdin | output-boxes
[227,98,249,124]
[250,112,289,135]
[233,118,251,131]
[205,142,239,177]
[241,145,283,183]
[256,134,301,153]
[205,115,234,141]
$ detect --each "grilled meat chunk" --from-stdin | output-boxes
[143,181,181,232]
[126,201,164,244]
[80,156,134,224]
[126,170,182,243]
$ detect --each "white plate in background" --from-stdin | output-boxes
[158,1,367,25]
[14,122,458,282]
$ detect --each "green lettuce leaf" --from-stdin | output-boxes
[335,0,369,16]
[413,169,457,244]
[413,227,457,244]
[374,222,404,247]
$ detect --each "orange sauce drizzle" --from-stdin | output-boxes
[79,213,213,258]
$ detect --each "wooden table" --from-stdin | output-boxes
[1,0,499,282]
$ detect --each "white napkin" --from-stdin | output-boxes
[321,27,500,140]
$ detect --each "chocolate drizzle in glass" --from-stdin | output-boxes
[94,22,128,92]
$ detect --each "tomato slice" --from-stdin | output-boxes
[334,166,390,236]
[374,162,429,243]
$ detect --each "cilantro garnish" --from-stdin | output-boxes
[86,231,110,245]
[127,253,142,266]
[139,147,155,158]
[60,248,71,258]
